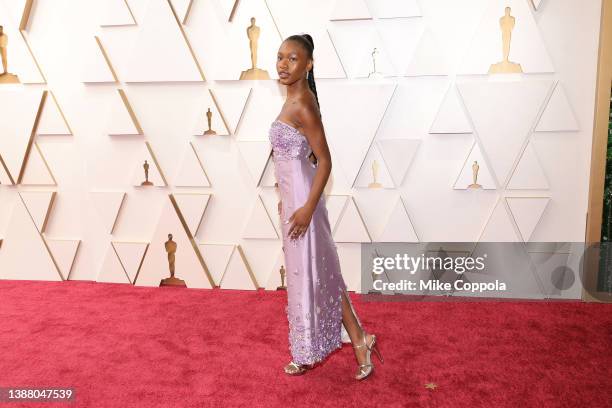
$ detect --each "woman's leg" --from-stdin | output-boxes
[340,289,373,364]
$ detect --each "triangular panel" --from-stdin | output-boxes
[325,195,348,234]
[0,161,12,185]
[198,243,235,286]
[20,143,56,186]
[112,241,149,283]
[329,20,395,78]
[333,197,371,242]
[97,243,131,283]
[365,0,421,18]
[242,194,278,239]
[237,141,271,185]
[507,141,549,190]
[19,191,56,233]
[531,0,544,10]
[457,79,553,185]
[37,92,72,135]
[99,0,136,26]
[377,196,418,242]
[169,0,194,24]
[0,88,44,183]
[406,28,450,76]
[219,245,258,290]
[376,18,425,76]
[174,142,211,187]
[318,83,395,185]
[106,89,143,136]
[506,197,550,242]
[45,239,80,280]
[535,82,579,132]
[124,0,204,82]
[0,198,60,281]
[172,193,211,236]
[259,155,277,188]
[377,138,420,187]
[479,197,521,242]
[81,36,118,83]
[330,0,372,21]
[90,191,126,234]
[430,85,472,134]
[209,87,251,135]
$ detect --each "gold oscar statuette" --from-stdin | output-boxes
[368,47,383,79]
[239,17,270,80]
[368,160,383,189]
[0,25,20,84]
[468,160,482,189]
[277,265,286,290]
[141,160,153,186]
[489,7,523,74]
[160,234,186,287]
[203,108,217,135]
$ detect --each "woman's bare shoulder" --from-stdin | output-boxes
[295,96,320,127]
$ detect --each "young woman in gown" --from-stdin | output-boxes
[268,33,384,380]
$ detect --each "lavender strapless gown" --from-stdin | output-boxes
[269,119,358,365]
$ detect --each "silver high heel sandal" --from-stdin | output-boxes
[284,361,314,376]
[353,332,384,380]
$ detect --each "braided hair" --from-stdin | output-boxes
[285,33,320,111]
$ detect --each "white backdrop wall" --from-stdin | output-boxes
[0,0,603,299]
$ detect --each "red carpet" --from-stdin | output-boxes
[0,280,610,408]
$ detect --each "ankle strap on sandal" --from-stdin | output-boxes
[353,333,368,349]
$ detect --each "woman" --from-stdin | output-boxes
[269,33,383,380]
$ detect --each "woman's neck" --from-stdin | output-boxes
[286,77,309,101]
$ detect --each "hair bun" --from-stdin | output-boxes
[301,33,314,49]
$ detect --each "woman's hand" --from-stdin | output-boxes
[288,205,314,240]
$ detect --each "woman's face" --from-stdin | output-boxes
[276,40,312,85]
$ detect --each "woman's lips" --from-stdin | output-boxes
[279,72,289,78]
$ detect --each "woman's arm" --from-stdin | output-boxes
[287,103,332,239]
[299,105,331,211]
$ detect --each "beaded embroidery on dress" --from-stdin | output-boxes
[269,120,358,365]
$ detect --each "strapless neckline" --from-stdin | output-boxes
[272,120,305,137]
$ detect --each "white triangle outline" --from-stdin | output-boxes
[535,81,579,132]
[377,196,419,242]
[505,196,550,242]
[429,85,472,134]
[506,141,549,190]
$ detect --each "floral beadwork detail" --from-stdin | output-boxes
[269,121,313,161]
[285,292,343,365]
